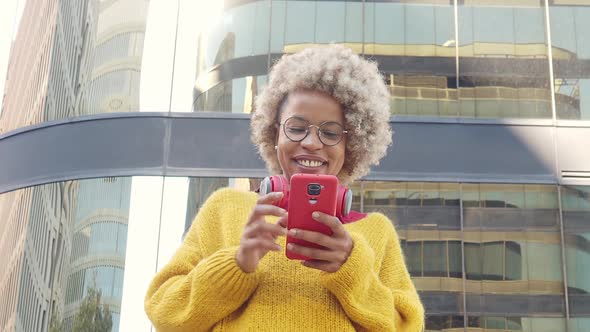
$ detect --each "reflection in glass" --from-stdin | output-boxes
[424,241,447,277]
[184,177,262,233]
[62,178,131,331]
[463,182,564,327]
[0,0,149,135]
[550,4,590,120]
[458,1,551,118]
[562,186,590,317]
[364,1,456,116]
[194,75,267,113]
[569,318,590,332]
[0,178,132,331]
[405,241,422,277]
[189,0,590,120]
[184,177,229,233]
[281,1,362,54]
[425,314,464,331]
[204,1,270,68]
[359,181,463,325]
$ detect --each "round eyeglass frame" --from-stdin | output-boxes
[279,116,348,146]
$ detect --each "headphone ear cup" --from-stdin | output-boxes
[336,185,352,218]
[342,189,352,217]
[260,177,273,196]
[259,175,289,209]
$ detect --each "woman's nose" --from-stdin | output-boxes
[300,127,323,150]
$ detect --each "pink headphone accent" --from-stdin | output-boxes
[259,175,352,218]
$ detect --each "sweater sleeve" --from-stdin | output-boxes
[319,215,425,332]
[144,189,260,332]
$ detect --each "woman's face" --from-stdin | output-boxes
[275,90,346,182]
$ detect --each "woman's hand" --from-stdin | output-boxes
[286,211,353,273]
[236,192,288,273]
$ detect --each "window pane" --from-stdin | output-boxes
[425,315,461,331]
[507,316,522,330]
[285,1,315,46]
[448,241,463,278]
[405,241,422,277]
[423,241,446,277]
[364,1,456,116]
[203,2,269,68]
[569,318,590,332]
[195,76,263,113]
[270,0,287,53]
[344,2,362,44]
[184,177,244,232]
[462,184,481,208]
[505,241,522,281]
[505,185,525,208]
[422,183,443,206]
[550,4,590,120]
[482,242,504,280]
[481,184,505,208]
[562,186,590,316]
[468,316,483,328]
[458,1,551,119]
[465,242,482,280]
[316,2,345,43]
[441,183,461,207]
[485,316,506,329]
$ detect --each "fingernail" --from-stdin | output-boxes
[274,192,283,197]
[289,229,297,237]
[312,212,320,219]
[287,244,293,250]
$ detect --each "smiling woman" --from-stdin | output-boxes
[144,45,425,331]
[252,45,393,185]
[274,90,346,182]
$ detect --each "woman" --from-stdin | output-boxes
[145,45,424,331]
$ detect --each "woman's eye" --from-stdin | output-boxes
[287,127,306,134]
[322,131,339,138]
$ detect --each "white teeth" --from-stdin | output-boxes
[297,160,323,167]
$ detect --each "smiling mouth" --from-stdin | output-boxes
[295,159,326,168]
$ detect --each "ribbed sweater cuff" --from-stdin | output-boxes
[195,246,261,301]
[319,232,375,295]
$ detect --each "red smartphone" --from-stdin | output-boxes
[286,174,339,260]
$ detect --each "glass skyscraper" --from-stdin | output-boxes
[0,1,589,331]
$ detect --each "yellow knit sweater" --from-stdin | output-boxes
[145,188,424,331]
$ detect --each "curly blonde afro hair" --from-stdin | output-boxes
[250,45,392,185]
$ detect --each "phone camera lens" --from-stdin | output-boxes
[307,183,321,195]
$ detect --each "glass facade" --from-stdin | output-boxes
[0,178,132,332]
[1,1,589,332]
[194,0,590,120]
[0,176,589,331]
[0,0,149,135]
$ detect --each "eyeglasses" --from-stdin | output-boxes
[279,117,347,146]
